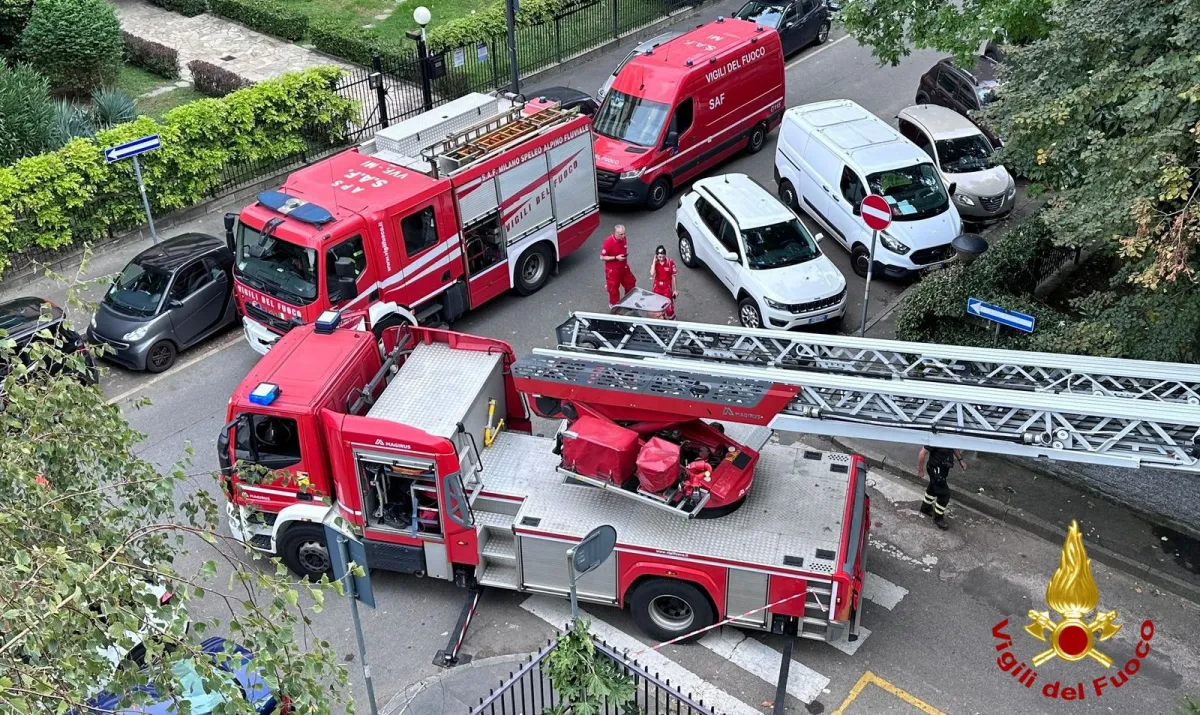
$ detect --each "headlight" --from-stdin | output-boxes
[619,168,645,180]
[955,193,976,207]
[122,325,150,342]
[1007,184,1017,199]
[877,232,910,255]
[764,297,789,311]
[89,313,97,329]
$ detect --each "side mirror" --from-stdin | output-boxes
[723,251,738,262]
[814,232,824,243]
[665,130,679,150]
[947,182,958,196]
[223,213,237,253]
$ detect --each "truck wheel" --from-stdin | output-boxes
[145,340,176,373]
[677,229,699,268]
[778,179,799,211]
[645,177,672,211]
[629,578,714,642]
[738,296,764,329]
[281,523,332,581]
[515,244,553,296]
[746,122,767,154]
[851,244,871,278]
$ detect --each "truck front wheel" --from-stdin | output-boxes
[281,523,332,581]
[629,578,715,642]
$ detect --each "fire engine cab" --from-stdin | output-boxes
[226,92,600,355]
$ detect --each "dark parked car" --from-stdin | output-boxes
[734,0,830,56]
[915,43,1004,147]
[0,296,96,384]
[527,86,600,117]
[89,233,238,373]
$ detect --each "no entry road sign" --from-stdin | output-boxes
[860,194,892,231]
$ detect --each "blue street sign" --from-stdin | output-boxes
[325,521,375,608]
[104,134,161,163]
[967,297,1036,333]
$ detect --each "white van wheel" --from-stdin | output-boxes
[779,179,799,211]
[851,244,872,278]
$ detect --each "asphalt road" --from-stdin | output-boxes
[38,13,1200,715]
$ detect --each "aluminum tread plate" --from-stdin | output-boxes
[483,432,850,575]
[368,342,502,438]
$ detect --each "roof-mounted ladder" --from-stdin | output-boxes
[423,103,572,173]
[554,313,1200,404]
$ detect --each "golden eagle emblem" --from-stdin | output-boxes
[1025,520,1121,667]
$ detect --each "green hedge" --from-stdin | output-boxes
[210,0,307,42]
[428,0,567,51]
[147,0,207,17]
[0,66,355,275]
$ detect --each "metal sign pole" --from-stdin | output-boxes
[505,0,520,93]
[339,535,379,715]
[993,322,1001,348]
[566,546,580,622]
[131,156,159,244]
[859,228,878,337]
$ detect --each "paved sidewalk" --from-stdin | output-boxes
[381,652,539,715]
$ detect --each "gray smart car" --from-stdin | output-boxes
[89,233,238,372]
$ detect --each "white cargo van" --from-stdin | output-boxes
[773,99,962,278]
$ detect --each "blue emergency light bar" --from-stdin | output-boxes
[315,310,341,334]
[256,191,334,226]
[249,382,280,406]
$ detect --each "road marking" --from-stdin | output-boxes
[831,671,946,715]
[863,573,908,611]
[786,34,851,70]
[699,626,829,704]
[105,331,244,406]
[827,625,871,656]
[520,595,761,715]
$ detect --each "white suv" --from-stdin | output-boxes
[676,174,847,330]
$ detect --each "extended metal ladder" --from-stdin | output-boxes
[428,103,571,172]
[555,313,1200,404]
[513,343,1200,473]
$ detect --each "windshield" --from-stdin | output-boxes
[735,1,785,26]
[742,219,821,269]
[593,90,671,147]
[936,135,993,174]
[866,164,950,221]
[105,261,171,316]
[976,81,998,106]
[234,223,318,304]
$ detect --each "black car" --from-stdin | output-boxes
[89,233,238,373]
[527,86,600,117]
[0,296,96,384]
[734,0,831,56]
[915,44,1004,147]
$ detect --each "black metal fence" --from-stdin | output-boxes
[1033,244,1081,286]
[470,636,719,715]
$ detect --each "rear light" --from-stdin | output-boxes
[160,590,174,605]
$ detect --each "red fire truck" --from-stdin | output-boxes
[224,93,600,355]
[219,309,870,649]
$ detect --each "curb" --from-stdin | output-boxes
[830,437,1200,606]
[381,652,532,715]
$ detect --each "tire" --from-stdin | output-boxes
[145,340,176,373]
[915,92,930,105]
[746,122,767,154]
[515,244,554,296]
[677,229,699,268]
[815,21,830,45]
[738,296,764,329]
[851,244,871,278]
[778,179,799,211]
[629,578,715,642]
[281,523,333,581]
[645,177,672,211]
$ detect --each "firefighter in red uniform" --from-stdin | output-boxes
[600,224,636,309]
[649,245,677,320]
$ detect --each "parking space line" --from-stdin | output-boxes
[520,595,762,715]
[831,671,946,715]
[827,625,871,656]
[863,573,908,611]
[700,626,829,704]
[105,332,244,406]
[786,35,851,70]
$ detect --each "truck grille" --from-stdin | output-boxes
[596,170,618,191]
[244,303,295,334]
[782,288,847,314]
[911,244,954,265]
[979,194,1005,212]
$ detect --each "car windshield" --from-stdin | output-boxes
[866,164,950,221]
[742,219,821,269]
[155,659,240,713]
[234,223,318,304]
[936,135,994,174]
[593,90,671,147]
[976,81,998,106]
[735,1,785,26]
[0,300,45,333]
[105,261,171,316]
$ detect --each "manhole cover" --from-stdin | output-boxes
[220,55,236,61]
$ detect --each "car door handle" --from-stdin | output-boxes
[822,185,830,192]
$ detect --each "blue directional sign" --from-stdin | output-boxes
[967,297,1036,333]
[104,134,160,164]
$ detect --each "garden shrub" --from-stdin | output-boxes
[147,0,208,17]
[309,16,383,67]
[188,59,252,97]
[210,0,307,42]
[0,62,53,164]
[90,88,139,129]
[47,98,93,148]
[16,0,123,96]
[123,32,180,80]
[0,66,355,275]
[0,0,33,50]
[428,0,565,51]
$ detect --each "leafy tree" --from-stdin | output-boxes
[544,619,635,715]
[0,61,52,164]
[0,0,33,51]
[17,0,123,95]
[0,279,352,713]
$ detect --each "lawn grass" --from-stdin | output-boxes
[277,0,481,46]
[113,65,208,120]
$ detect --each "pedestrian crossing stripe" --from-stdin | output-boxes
[831,670,947,715]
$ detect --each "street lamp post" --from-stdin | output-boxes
[407,7,434,112]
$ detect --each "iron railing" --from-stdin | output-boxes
[1034,244,1081,286]
[469,635,720,715]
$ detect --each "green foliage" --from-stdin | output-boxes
[309,16,390,67]
[0,61,53,164]
[123,32,181,80]
[48,97,93,147]
[1180,696,1200,715]
[187,58,252,97]
[0,289,351,713]
[210,0,308,42]
[16,0,123,95]
[0,0,33,50]
[0,66,355,275]
[90,87,139,129]
[543,619,636,715]
[428,0,565,51]
[839,0,1052,66]
[147,0,208,17]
